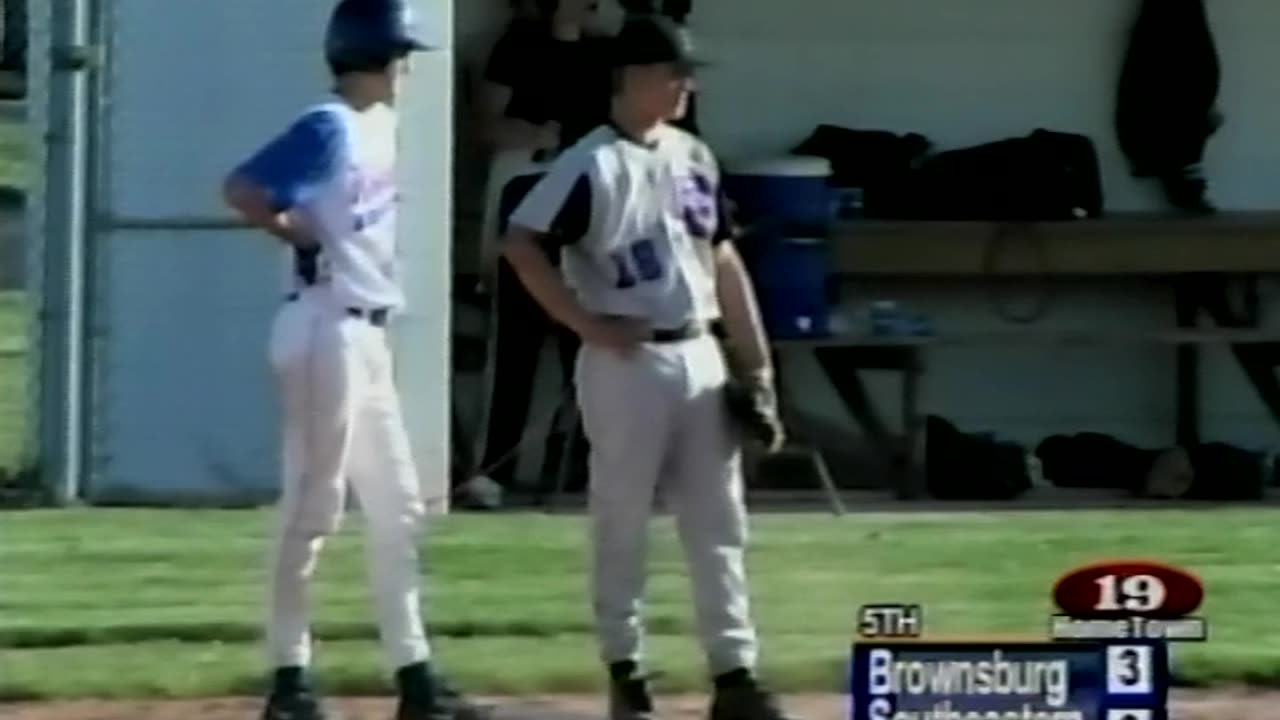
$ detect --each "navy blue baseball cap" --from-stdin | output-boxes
[610,15,708,72]
[326,0,433,70]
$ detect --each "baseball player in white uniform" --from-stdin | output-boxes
[221,2,488,719]
[499,15,800,720]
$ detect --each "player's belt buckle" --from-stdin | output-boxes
[347,307,390,327]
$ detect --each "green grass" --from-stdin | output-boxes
[0,115,31,194]
[0,289,28,473]
[2,508,1280,700]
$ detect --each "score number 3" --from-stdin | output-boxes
[1106,645,1154,695]
[610,239,664,289]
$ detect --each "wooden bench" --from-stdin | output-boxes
[830,212,1280,276]
[772,213,1280,504]
[452,212,1280,506]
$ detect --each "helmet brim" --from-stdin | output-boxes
[399,37,433,52]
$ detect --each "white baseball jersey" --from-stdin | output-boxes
[507,122,733,330]
[233,98,404,310]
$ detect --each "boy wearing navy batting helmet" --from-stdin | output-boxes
[222,1,490,719]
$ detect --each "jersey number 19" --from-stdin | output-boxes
[610,239,664,289]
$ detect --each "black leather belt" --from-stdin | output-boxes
[346,307,390,327]
[601,316,727,344]
[645,320,726,343]
[650,324,705,343]
[283,293,389,327]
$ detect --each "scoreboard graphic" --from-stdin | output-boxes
[849,640,1168,720]
[847,560,1205,720]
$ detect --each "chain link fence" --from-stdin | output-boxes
[0,286,33,501]
[0,0,33,502]
[0,153,31,500]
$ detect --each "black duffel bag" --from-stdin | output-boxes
[897,129,1104,221]
[924,415,1032,501]
[791,124,933,219]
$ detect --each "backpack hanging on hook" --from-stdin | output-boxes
[1115,0,1223,214]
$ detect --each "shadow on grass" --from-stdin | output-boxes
[0,659,854,702]
[220,671,381,697]
[219,667,641,698]
[0,683,607,720]
[0,615,690,650]
[1170,667,1280,690]
[0,185,22,208]
[0,686,44,702]
[0,671,410,704]
[0,464,44,510]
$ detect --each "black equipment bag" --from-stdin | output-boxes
[900,129,1104,221]
[791,124,932,219]
[924,416,1031,501]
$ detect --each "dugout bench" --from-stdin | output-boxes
[776,212,1280,504]
[454,201,1280,509]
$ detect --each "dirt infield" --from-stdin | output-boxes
[8,690,1280,720]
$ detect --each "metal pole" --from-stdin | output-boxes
[39,0,92,504]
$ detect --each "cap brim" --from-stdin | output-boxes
[399,37,434,52]
[613,54,709,70]
[674,57,709,75]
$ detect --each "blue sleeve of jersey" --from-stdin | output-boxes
[233,110,345,211]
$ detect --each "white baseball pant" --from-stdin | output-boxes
[575,333,759,674]
[265,286,430,670]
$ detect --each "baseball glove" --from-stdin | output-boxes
[724,371,787,454]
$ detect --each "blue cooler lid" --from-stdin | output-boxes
[726,155,832,179]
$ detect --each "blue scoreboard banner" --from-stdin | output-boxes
[849,640,1168,720]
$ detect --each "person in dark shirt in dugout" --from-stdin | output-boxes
[479,0,611,154]
[471,0,610,503]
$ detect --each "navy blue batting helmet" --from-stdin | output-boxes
[325,0,431,72]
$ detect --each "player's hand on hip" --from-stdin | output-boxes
[272,212,318,250]
[538,122,561,150]
[580,316,648,357]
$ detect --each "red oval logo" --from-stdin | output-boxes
[1053,560,1203,620]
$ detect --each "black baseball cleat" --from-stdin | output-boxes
[395,694,492,720]
[708,671,797,720]
[394,663,493,720]
[260,689,332,720]
[607,662,657,720]
[260,667,333,720]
